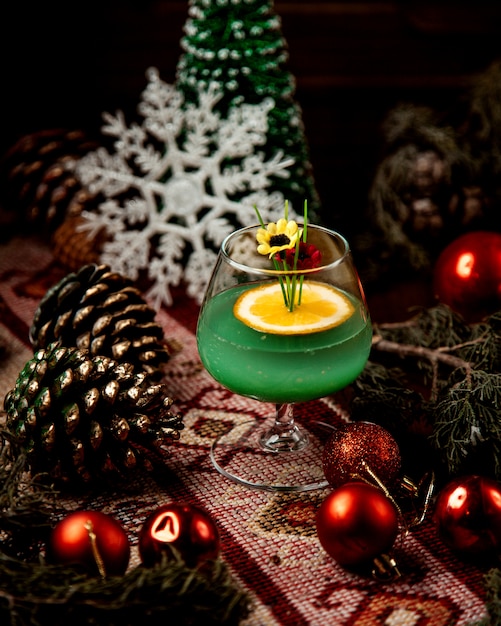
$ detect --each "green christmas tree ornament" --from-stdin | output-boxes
[176,0,321,219]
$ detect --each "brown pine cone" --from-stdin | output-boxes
[0,128,99,235]
[30,264,170,378]
[51,214,105,271]
[4,343,183,488]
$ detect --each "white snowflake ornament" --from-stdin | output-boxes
[75,67,295,308]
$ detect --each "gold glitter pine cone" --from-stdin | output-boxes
[30,264,170,378]
[3,343,184,488]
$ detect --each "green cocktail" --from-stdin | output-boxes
[196,221,372,492]
[197,283,372,404]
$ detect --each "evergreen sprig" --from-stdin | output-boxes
[0,429,250,626]
[434,370,501,479]
[348,304,501,483]
[481,568,501,626]
[0,431,58,560]
[0,552,249,626]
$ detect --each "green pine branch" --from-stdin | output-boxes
[0,551,249,626]
[480,568,501,626]
[348,305,501,483]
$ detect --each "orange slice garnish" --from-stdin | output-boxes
[234,281,354,335]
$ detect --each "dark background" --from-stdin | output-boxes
[2,1,501,237]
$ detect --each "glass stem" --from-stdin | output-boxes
[259,403,309,453]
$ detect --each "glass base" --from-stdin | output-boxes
[210,416,330,492]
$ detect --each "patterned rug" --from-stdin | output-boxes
[0,235,491,625]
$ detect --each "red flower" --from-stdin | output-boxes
[276,242,322,270]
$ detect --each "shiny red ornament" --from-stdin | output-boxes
[434,475,501,556]
[322,421,401,489]
[139,503,220,568]
[316,481,399,567]
[47,510,130,576]
[433,231,501,320]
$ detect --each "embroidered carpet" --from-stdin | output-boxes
[0,235,490,625]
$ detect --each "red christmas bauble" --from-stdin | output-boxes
[316,482,399,567]
[47,510,130,576]
[434,475,501,556]
[322,422,401,489]
[433,231,501,320]
[139,503,220,568]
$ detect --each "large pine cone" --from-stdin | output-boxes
[3,344,184,487]
[30,264,170,377]
[0,129,99,236]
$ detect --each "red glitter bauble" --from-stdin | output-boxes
[434,475,501,556]
[322,422,401,489]
[316,482,399,567]
[47,510,130,576]
[433,231,501,320]
[139,503,220,568]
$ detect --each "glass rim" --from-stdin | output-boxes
[220,223,351,276]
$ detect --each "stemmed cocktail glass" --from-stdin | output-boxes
[196,221,372,492]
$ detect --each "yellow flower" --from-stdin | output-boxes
[256,219,302,258]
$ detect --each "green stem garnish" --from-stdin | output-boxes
[298,200,308,305]
[255,200,318,312]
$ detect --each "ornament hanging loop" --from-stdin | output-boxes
[411,471,436,528]
[357,460,404,523]
[372,553,401,582]
[85,520,107,578]
[400,471,436,528]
